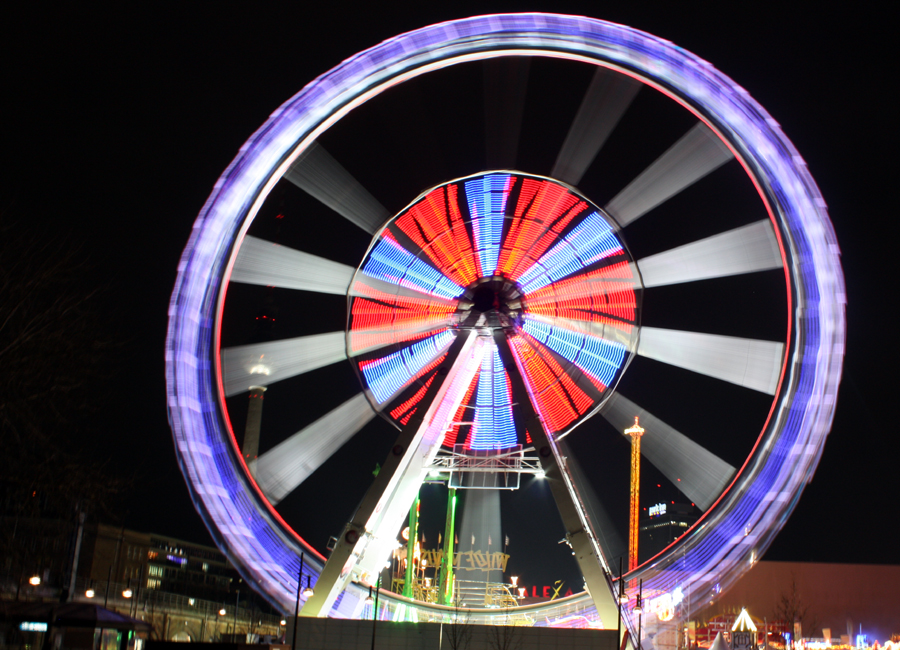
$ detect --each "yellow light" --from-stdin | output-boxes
[123,589,133,598]
[219,608,227,616]
[510,576,518,586]
[279,620,286,626]
[85,589,95,598]
[302,586,314,599]
[28,576,41,586]
[732,608,757,632]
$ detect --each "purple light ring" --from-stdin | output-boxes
[166,13,844,622]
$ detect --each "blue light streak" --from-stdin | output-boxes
[361,330,454,403]
[522,318,626,388]
[517,212,622,293]
[362,236,463,300]
[466,174,511,276]
[470,343,517,450]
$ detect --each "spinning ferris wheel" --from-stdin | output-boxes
[166,13,844,639]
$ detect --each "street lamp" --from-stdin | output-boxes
[633,579,644,650]
[123,588,133,599]
[29,576,41,586]
[85,588,95,598]
[219,608,227,616]
[617,557,627,650]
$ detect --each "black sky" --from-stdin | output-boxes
[3,2,896,591]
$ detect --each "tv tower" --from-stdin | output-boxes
[625,416,645,572]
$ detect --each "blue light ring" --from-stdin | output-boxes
[166,13,844,622]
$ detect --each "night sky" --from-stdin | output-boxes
[4,2,895,595]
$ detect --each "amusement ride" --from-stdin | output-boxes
[166,13,845,647]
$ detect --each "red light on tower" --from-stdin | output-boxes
[625,416,645,572]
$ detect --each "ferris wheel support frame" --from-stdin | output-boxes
[494,330,621,629]
[301,329,483,617]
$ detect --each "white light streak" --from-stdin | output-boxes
[552,67,641,185]
[350,276,460,307]
[600,392,736,511]
[638,327,784,395]
[221,332,346,396]
[523,313,636,350]
[605,123,733,226]
[637,220,782,288]
[284,141,389,234]
[231,235,355,294]
[251,393,376,504]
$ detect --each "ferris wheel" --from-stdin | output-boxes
[166,13,844,638]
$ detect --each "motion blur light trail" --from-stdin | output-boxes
[251,393,376,504]
[601,392,736,511]
[230,235,356,294]
[552,67,642,186]
[285,141,388,235]
[221,331,346,397]
[636,220,782,288]
[605,123,734,226]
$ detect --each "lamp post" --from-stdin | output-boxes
[633,578,643,650]
[104,565,113,607]
[370,572,382,650]
[233,589,240,639]
[617,557,627,649]
[291,553,304,650]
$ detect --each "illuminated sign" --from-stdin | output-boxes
[20,622,48,632]
[649,503,667,517]
[646,587,684,621]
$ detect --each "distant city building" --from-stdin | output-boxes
[80,524,235,601]
[639,502,699,563]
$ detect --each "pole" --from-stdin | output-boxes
[233,589,240,638]
[104,564,112,607]
[402,496,419,599]
[440,488,457,605]
[66,510,86,602]
[637,578,643,650]
[370,573,381,650]
[617,557,623,650]
[292,553,304,650]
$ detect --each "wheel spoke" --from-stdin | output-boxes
[552,67,641,186]
[231,235,355,294]
[465,173,514,277]
[637,220,782,288]
[484,57,530,169]
[516,212,624,293]
[605,123,733,226]
[284,141,389,234]
[358,330,456,405]
[221,332,346,397]
[600,392,736,511]
[360,233,465,300]
[251,393,376,504]
[638,327,784,395]
[520,316,628,391]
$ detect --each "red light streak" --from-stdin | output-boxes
[395,184,481,285]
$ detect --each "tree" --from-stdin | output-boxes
[774,574,817,637]
[0,210,129,592]
[485,606,524,650]
[443,591,473,650]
